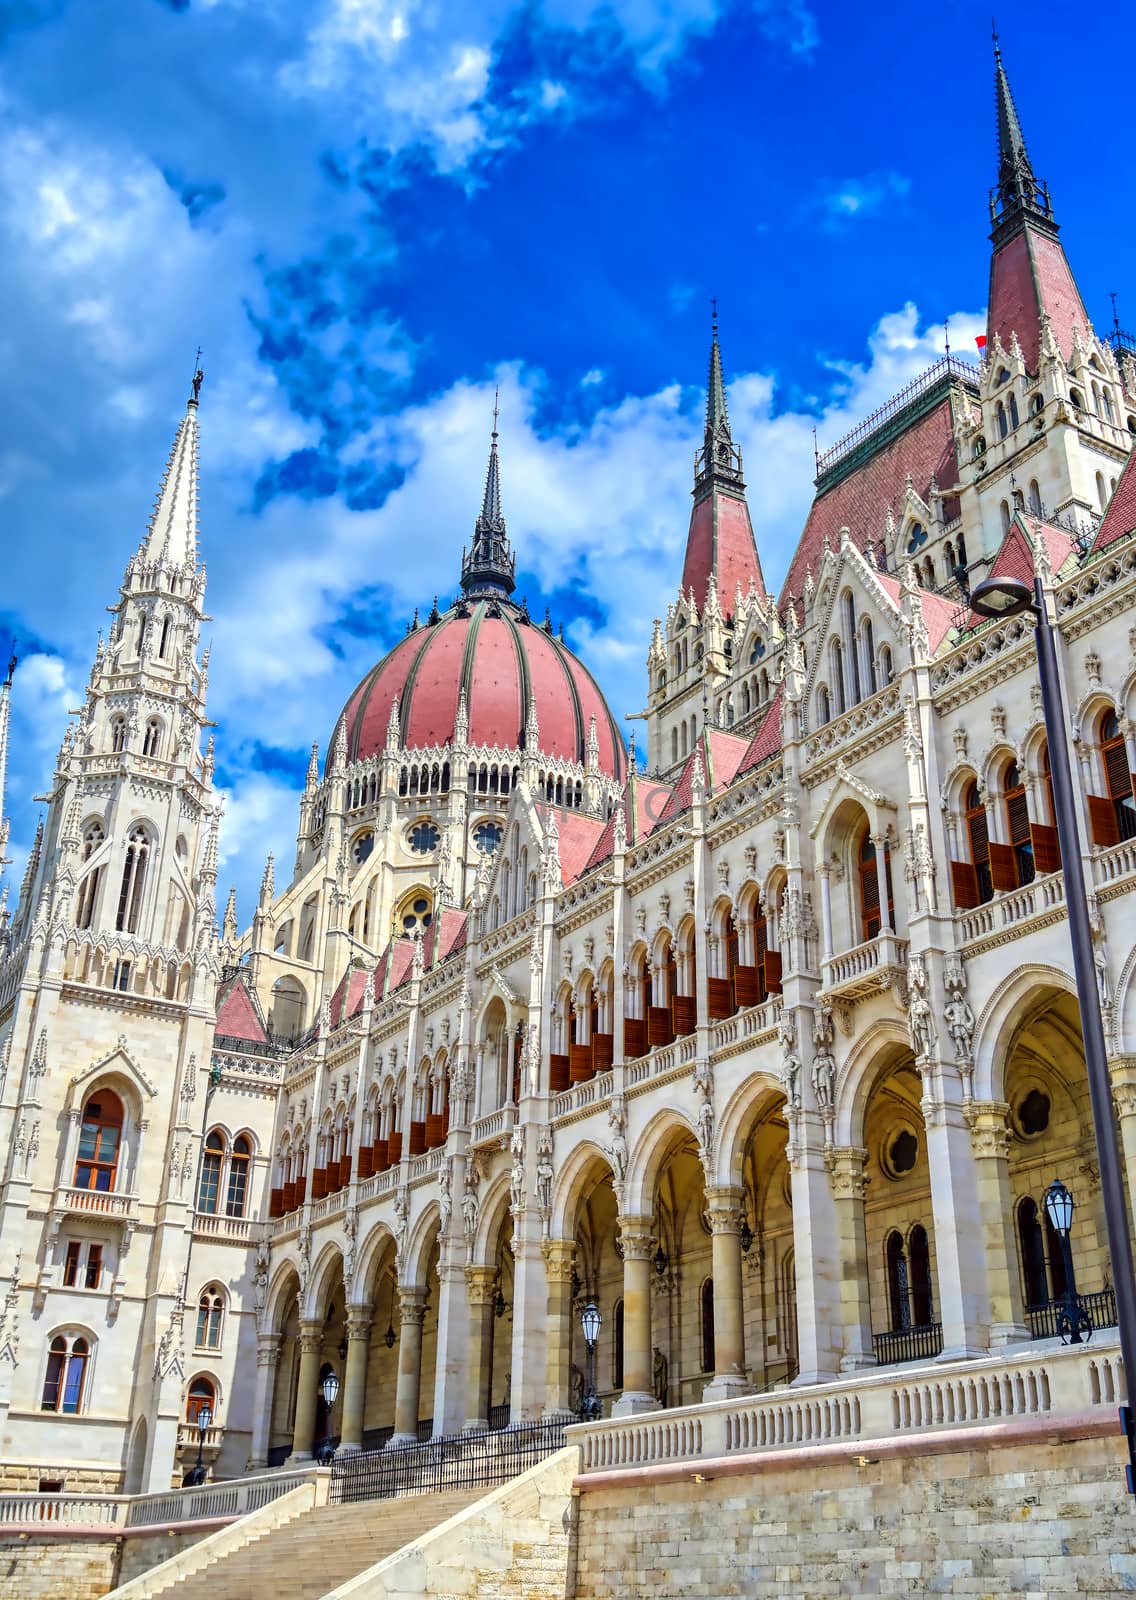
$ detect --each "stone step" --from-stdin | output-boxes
[164,1490,483,1600]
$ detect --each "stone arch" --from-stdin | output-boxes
[549,1138,613,1241]
[353,1221,397,1310]
[834,1016,912,1148]
[971,963,1077,1104]
[715,1074,786,1188]
[265,1259,302,1336]
[472,1171,513,1269]
[124,1415,148,1495]
[402,1200,441,1288]
[623,1105,698,1217]
[303,1240,345,1322]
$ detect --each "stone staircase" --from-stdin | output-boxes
[140,1490,483,1598]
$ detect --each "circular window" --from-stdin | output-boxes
[408,821,439,855]
[1017,1088,1050,1137]
[884,1129,918,1178]
[351,831,374,865]
[749,637,765,664]
[399,895,433,934]
[473,821,503,855]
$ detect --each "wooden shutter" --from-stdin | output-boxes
[1006,789,1031,848]
[950,859,980,909]
[1030,822,1061,876]
[707,977,732,1020]
[988,841,1019,892]
[734,964,760,1008]
[860,852,880,939]
[763,950,783,995]
[1105,740,1133,800]
[1087,795,1120,848]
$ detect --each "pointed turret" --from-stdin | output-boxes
[460,392,517,598]
[135,368,202,574]
[985,34,1090,371]
[680,313,767,621]
[0,649,14,872]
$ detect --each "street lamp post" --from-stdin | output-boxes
[186,1404,212,1486]
[972,572,1136,1491]
[580,1302,602,1422]
[317,1370,340,1466]
[1043,1178,1092,1345]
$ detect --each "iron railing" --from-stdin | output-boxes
[872,1322,944,1366]
[816,356,980,478]
[1026,1286,1117,1341]
[329,1419,566,1505]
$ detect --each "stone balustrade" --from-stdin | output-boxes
[569,1334,1125,1473]
[55,1185,138,1220]
[192,1214,253,1243]
[0,1466,320,1534]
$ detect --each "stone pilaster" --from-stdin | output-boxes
[464,1265,496,1432]
[541,1239,576,1418]
[967,1101,1030,1345]
[287,1323,323,1463]
[612,1217,658,1416]
[827,1146,876,1372]
[246,1332,282,1470]
[390,1287,427,1445]
[703,1186,750,1401]
[339,1310,372,1453]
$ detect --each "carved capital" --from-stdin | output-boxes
[617,1216,655,1261]
[827,1145,869,1202]
[465,1265,497,1307]
[346,1310,373,1342]
[397,1286,428,1327]
[541,1239,576,1285]
[704,1185,745,1235]
[298,1323,323,1358]
[256,1332,283,1368]
[968,1100,1013,1160]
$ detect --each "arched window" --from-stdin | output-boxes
[74,1091,123,1192]
[1017,1197,1049,1309]
[195,1290,225,1351]
[878,644,893,685]
[110,716,126,754]
[999,500,1011,534]
[75,823,105,930]
[832,640,846,716]
[996,401,1007,439]
[186,1374,216,1423]
[908,1224,933,1326]
[700,1278,715,1374]
[886,1231,909,1331]
[997,761,1034,889]
[1008,392,1019,430]
[953,780,993,906]
[671,727,678,763]
[142,719,161,758]
[225,1135,251,1217]
[842,593,861,703]
[159,616,172,659]
[1028,479,1041,514]
[858,830,894,942]
[863,620,877,695]
[817,685,831,726]
[1103,389,1114,423]
[1070,387,1085,412]
[115,826,151,933]
[613,1299,624,1391]
[41,1334,90,1414]
[197,1131,225,1214]
[1090,710,1136,844]
[1096,471,1107,511]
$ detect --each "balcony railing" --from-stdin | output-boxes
[872,1322,943,1366]
[821,935,908,1002]
[55,1184,138,1219]
[1026,1287,1117,1342]
[329,1419,566,1505]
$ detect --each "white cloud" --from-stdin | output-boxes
[815,170,910,227]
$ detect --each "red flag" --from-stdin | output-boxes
[975,334,987,352]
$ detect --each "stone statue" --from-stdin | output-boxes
[462,1165,480,1240]
[811,1048,835,1115]
[535,1129,554,1215]
[606,1098,628,1186]
[438,1160,453,1236]
[253,1238,270,1314]
[907,956,936,1061]
[510,1126,526,1212]
[779,1013,802,1111]
[570,1362,585,1415]
[944,988,975,1065]
[652,1345,669,1407]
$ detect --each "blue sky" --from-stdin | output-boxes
[0,0,1130,923]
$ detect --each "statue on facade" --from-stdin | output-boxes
[535,1128,554,1217]
[438,1159,453,1237]
[606,1097,628,1187]
[653,1346,669,1407]
[779,1013,802,1111]
[907,956,936,1062]
[510,1126,526,1212]
[944,984,975,1066]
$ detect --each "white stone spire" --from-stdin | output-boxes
[136,374,202,572]
[0,651,14,872]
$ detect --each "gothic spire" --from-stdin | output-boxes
[990,31,1054,243]
[134,369,203,574]
[0,649,14,872]
[696,308,744,498]
[460,391,516,598]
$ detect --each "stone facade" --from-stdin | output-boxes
[1,41,1136,1506]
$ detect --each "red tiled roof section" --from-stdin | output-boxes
[680,488,767,619]
[704,729,749,791]
[1093,447,1136,552]
[780,398,961,606]
[544,808,606,887]
[738,687,783,774]
[335,602,625,781]
[214,973,269,1044]
[871,572,958,655]
[987,226,1090,374]
[961,515,1076,628]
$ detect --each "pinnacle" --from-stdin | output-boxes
[706,313,730,442]
[136,391,201,574]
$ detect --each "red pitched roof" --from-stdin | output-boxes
[680,485,767,620]
[214,971,269,1044]
[738,688,783,775]
[1092,447,1136,553]
[781,397,961,606]
[703,729,749,791]
[872,572,958,655]
[544,808,606,888]
[987,225,1090,374]
[961,515,1075,629]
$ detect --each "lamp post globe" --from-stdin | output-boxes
[187,1403,212,1486]
[969,574,1034,619]
[580,1302,602,1421]
[1044,1178,1075,1238]
[1044,1178,1091,1346]
[317,1370,340,1465]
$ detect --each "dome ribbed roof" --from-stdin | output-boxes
[335,598,626,780]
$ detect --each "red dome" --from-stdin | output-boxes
[336,600,626,780]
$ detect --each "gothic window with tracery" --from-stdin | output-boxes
[41,1334,90,1414]
[115,825,151,933]
[195,1290,225,1351]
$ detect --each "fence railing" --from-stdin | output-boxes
[569,1334,1125,1475]
[1026,1287,1118,1342]
[329,1419,566,1504]
[872,1321,943,1366]
[0,1466,320,1532]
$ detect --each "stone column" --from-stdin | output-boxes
[1111,1062,1136,1237]
[464,1265,496,1431]
[339,1310,372,1453]
[788,1135,843,1383]
[431,1235,473,1438]
[390,1286,427,1445]
[818,866,833,965]
[827,1147,876,1371]
[703,1186,750,1401]
[923,1091,992,1358]
[287,1324,323,1462]
[542,1239,576,1417]
[968,1101,1030,1345]
[509,1223,548,1421]
[612,1217,658,1416]
[246,1332,281,1470]
[872,833,891,933]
